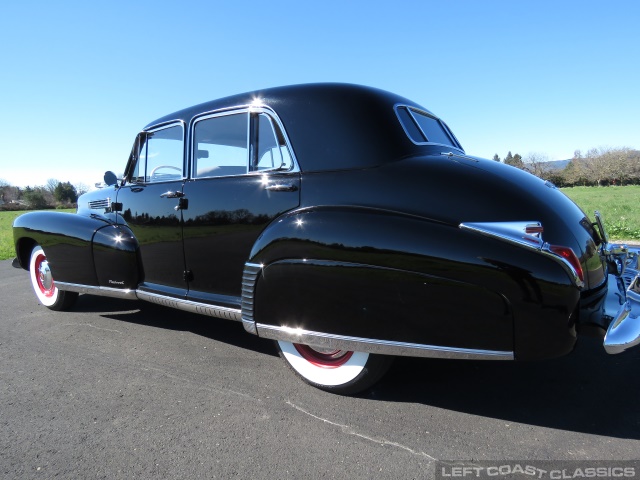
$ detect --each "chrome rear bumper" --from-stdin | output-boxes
[604,247,640,354]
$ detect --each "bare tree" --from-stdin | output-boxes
[524,152,551,178]
[45,178,60,195]
[75,182,91,196]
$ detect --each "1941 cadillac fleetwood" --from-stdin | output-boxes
[12,83,640,394]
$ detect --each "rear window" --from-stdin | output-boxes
[395,106,461,150]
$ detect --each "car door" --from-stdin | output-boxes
[116,122,188,296]
[181,109,300,307]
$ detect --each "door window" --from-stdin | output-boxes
[193,113,249,178]
[131,124,184,183]
[253,113,293,171]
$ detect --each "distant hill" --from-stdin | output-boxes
[544,159,571,171]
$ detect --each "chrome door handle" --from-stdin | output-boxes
[160,191,185,198]
[265,184,298,192]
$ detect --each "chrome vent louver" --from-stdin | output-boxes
[88,198,110,210]
[241,263,262,334]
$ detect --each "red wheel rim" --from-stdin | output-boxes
[34,253,55,297]
[293,344,354,368]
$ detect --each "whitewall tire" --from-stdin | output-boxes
[29,246,78,311]
[277,340,393,394]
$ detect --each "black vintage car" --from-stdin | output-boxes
[13,83,640,394]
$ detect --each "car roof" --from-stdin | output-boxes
[145,83,446,172]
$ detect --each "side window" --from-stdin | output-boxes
[253,113,293,171]
[131,124,184,183]
[395,106,460,150]
[193,113,249,178]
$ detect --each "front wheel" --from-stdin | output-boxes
[29,245,78,311]
[277,341,393,395]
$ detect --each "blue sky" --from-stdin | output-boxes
[1,0,638,188]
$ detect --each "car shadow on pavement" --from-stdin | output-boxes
[370,337,640,440]
[72,293,639,439]
[73,294,278,358]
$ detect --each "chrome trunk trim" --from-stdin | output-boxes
[241,263,262,334]
[256,323,514,360]
[136,290,241,321]
[55,282,138,300]
[460,221,584,288]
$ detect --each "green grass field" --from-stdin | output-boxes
[561,186,640,241]
[1,187,639,261]
[0,209,75,261]
[0,210,26,261]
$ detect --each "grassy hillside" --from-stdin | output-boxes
[1,187,639,261]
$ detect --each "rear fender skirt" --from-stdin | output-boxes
[246,206,580,360]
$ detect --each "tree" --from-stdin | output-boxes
[45,178,60,195]
[0,179,9,204]
[75,182,90,196]
[504,151,513,164]
[492,154,501,162]
[524,152,551,178]
[23,187,49,209]
[54,182,78,203]
[505,151,525,169]
[562,157,587,186]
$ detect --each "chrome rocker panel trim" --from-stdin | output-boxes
[136,290,242,322]
[255,323,514,360]
[56,282,138,300]
[57,282,242,322]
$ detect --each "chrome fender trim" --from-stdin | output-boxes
[256,323,514,360]
[55,282,138,300]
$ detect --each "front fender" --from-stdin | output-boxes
[13,211,140,289]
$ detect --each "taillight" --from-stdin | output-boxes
[548,245,584,283]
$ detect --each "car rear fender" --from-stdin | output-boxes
[242,206,517,355]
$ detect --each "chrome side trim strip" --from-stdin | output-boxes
[136,290,241,321]
[256,324,514,360]
[55,282,138,300]
[241,263,262,334]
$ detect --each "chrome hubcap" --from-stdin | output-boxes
[38,258,53,291]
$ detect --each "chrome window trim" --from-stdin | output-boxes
[189,105,300,180]
[246,105,300,174]
[256,323,514,360]
[131,120,187,185]
[394,104,464,152]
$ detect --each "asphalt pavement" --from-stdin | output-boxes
[1,259,639,479]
